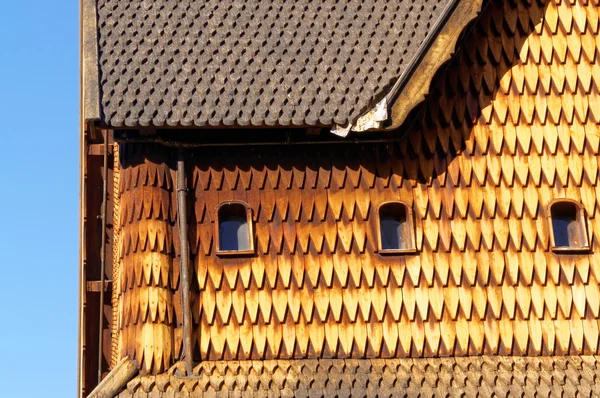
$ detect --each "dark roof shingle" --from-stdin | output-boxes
[97,0,454,128]
[117,357,600,396]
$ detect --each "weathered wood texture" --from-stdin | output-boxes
[116,145,179,374]
[82,0,100,122]
[111,142,121,369]
[114,0,600,374]
[88,357,138,398]
[117,357,600,397]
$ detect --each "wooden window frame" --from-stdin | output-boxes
[548,199,590,253]
[214,200,255,256]
[376,201,417,254]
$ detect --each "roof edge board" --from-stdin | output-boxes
[83,0,101,122]
[347,0,485,134]
[385,0,485,131]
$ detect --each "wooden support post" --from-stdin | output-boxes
[176,148,194,375]
[87,357,138,398]
[97,131,109,384]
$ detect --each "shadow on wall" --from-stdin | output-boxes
[395,0,552,182]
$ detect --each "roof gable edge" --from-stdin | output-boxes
[350,0,485,133]
[82,0,100,122]
[387,0,485,131]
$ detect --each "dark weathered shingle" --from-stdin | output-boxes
[117,357,600,397]
[97,0,455,128]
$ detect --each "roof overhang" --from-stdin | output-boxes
[83,0,487,133]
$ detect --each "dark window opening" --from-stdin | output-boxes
[550,201,588,251]
[218,203,251,252]
[378,202,413,252]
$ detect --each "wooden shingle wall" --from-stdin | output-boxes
[116,145,180,374]
[111,142,121,368]
[114,0,600,374]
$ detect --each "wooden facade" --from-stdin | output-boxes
[80,0,600,395]
[111,0,600,376]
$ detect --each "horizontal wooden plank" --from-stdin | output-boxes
[88,143,114,156]
[87,280,112,293]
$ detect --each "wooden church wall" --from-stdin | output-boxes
[114,0,600,374]
[116,145,179,373]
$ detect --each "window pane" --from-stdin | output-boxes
[219,204,250,251]
[379,203,410,250]
[380,217,402,250]
[551,202,584,248]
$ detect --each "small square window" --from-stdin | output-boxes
[376,202,416,254]
[549,200,589,253]
[215,201,254,256]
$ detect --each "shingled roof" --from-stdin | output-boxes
[117,357,600,397]
[84,0,483,130]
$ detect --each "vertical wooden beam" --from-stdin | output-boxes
[97,131,109,384]
[176,148,194,375]
[78,0,86,392]
[110,142,121,369]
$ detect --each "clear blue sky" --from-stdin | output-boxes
[0,1,79,396]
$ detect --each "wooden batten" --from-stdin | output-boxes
[111,142,121,369]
